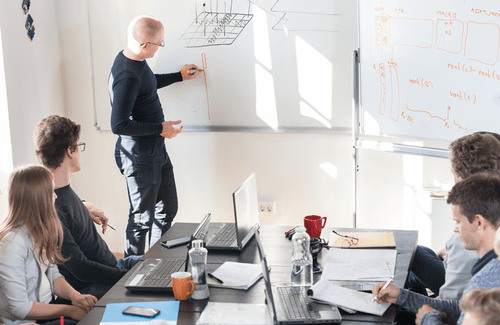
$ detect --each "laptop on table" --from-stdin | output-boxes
[124,257,186,292]
[255,231,342,324]
[199,173,260,251]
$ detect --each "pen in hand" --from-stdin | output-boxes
[371,276,394,303]
[98,217,116,231]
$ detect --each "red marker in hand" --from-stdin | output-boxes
[181,68,204,74]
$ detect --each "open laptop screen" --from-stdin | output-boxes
[233,173,259,246]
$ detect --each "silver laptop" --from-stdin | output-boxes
[202,173,260,251]
[255,231,342,324]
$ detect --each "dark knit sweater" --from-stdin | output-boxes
[55,184,127,292]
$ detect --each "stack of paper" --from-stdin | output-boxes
[307,279,391,316]
[207,261,266,290]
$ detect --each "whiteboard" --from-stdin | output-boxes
[87,0,358,132]
[359,0,500,143]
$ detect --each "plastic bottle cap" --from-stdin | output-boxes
[295,226,306,233]
[192,239,203,248]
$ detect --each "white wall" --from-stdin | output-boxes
[0,0,456,254]
[0,0,65,216]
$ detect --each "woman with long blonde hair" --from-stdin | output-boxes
[0,165,97,325]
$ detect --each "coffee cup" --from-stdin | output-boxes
[304,215,327,238]
[171,271,195,300]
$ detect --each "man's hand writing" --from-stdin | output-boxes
[161,120,183,139]
[371,283,401,304]
[181,64,201,81]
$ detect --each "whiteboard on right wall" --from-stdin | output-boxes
[359,0,500,143]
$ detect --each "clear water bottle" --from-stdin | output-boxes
[291,226,313,286]
[189,239,210,299]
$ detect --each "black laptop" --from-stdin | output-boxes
[202,173,260,251]
[124,257,186,292]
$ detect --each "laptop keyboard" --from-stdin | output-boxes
[209,223,236,247]
[277,286,319,321]
[140,259,185,287]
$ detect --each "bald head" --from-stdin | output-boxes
[129,16,163,44]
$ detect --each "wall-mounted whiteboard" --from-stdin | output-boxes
[87,0,358,132]
[359,0,500,143]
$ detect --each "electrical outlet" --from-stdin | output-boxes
[259,201,276,214]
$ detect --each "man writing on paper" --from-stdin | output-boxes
[109,16,200,256]
[373,174,500,325]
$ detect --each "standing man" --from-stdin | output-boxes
[109,16,200,256]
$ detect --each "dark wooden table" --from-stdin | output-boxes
[79,224,417,324]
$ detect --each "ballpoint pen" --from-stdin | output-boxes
[98,217,116,231]
[371,276,394,303]
[208,272,224,284]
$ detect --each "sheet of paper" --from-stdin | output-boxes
[351,258,392,279]
[322,248,396,281]
[196,302,273,325]
[308,279,391,316]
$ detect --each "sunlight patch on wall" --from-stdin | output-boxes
[320,162,338,179]
[296,36,332,125]
[300,100,331,127]
[0,27,13,221]
[255,63,278,130]
[0,28,12,175]
[253,6,272,70]
[253,6,278,130]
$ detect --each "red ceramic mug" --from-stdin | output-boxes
[304,215,327,238]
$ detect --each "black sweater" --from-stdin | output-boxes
[109,51,182,141]
[55,185,127,292]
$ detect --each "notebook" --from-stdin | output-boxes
[328,231,396,249]
[124,257,186,291]
[255,231,342,324]
[202,173,260,251]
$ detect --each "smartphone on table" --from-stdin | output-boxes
[122,306,160,318]
[161,236,191,248]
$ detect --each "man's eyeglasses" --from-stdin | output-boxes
[76,143,86,152]
[141,40,165,47]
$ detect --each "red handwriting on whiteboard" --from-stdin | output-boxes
[449,91,477,104]
[408,78,433,90]
[478,69,500,81]
[437,11,457,18]
[471,8,500,17]
[405,104,468,131]
[447,62,476,73]
[400,111,414,123]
